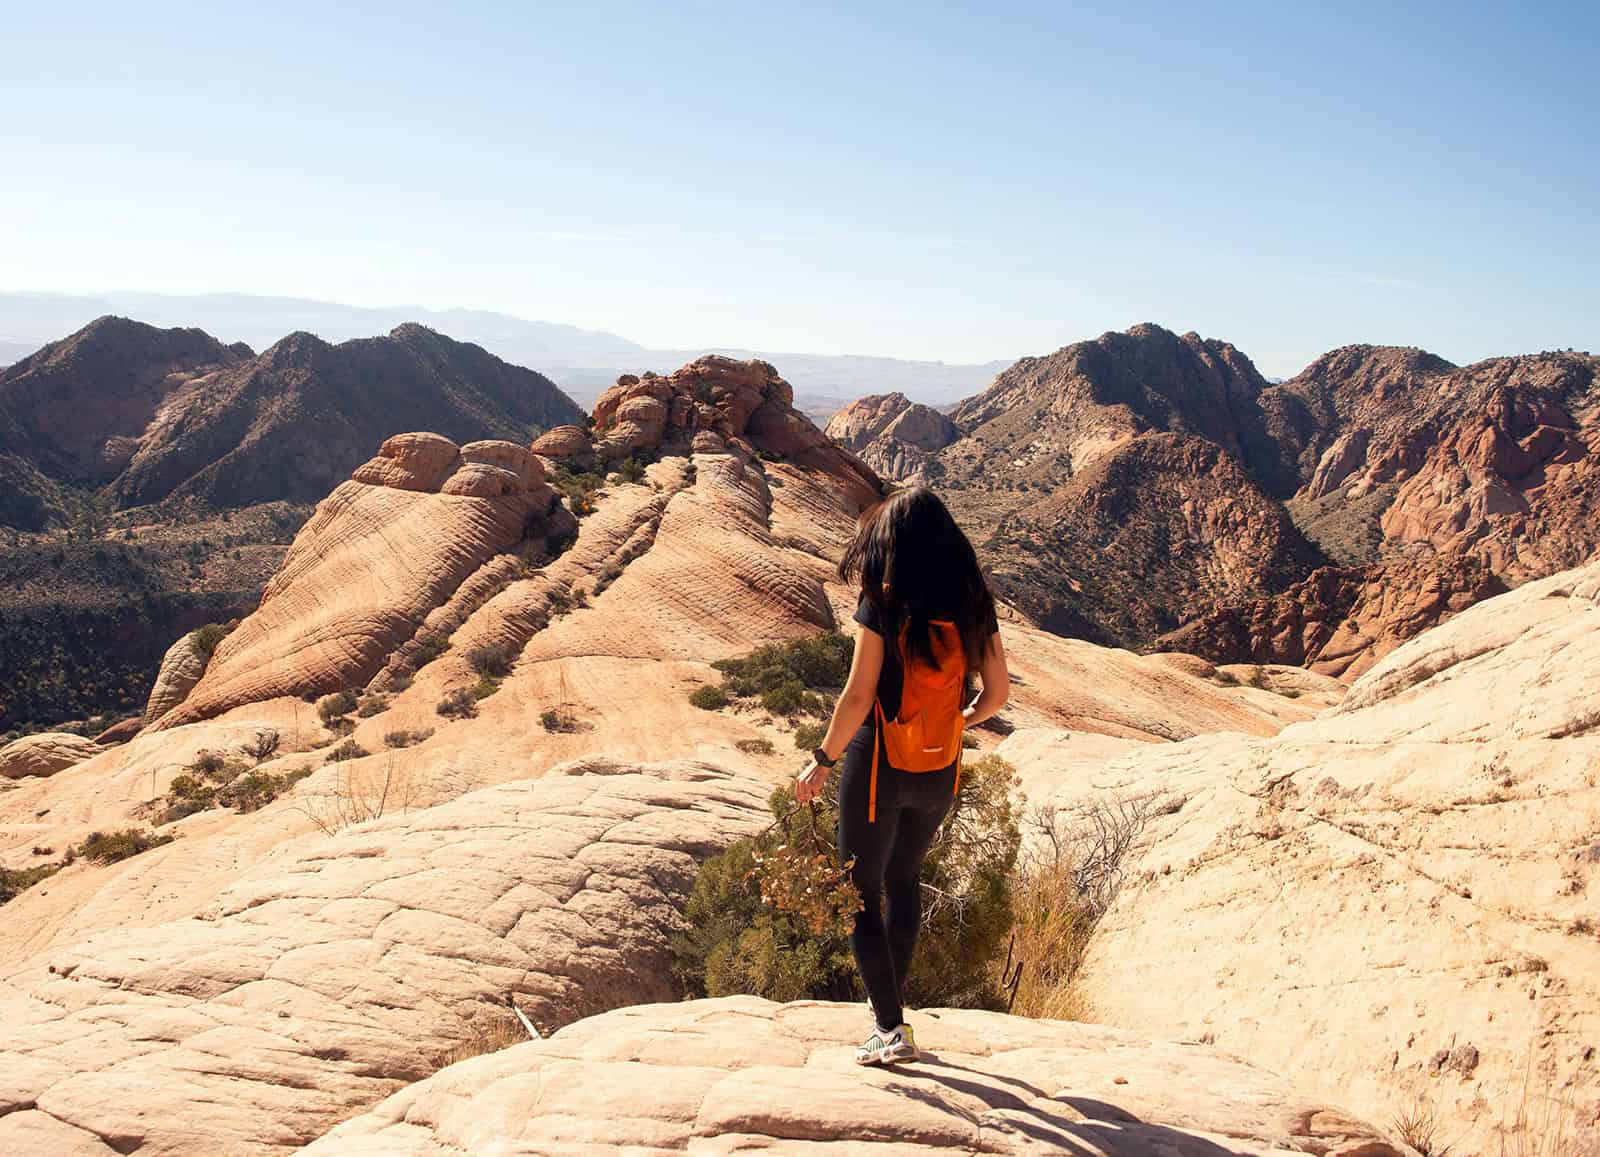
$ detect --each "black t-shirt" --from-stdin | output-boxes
[853,593,904,718]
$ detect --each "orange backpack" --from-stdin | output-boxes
[869,618,966,822]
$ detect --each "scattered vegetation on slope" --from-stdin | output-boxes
[0,502,308,735]
[687,631,852,721]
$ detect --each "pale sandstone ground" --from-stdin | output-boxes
[1000,557,1600,1154]
[0,760,770,1155]
[303,997,1403,1157]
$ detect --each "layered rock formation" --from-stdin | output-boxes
[143,630,213,725]
[823,390,958,481]
[305,997,1403,1156]
[1003,555,1600,1153]
[0,732,101,779]
[0,759,771,1155]
[145,434,572,730]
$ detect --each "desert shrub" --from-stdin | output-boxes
[759,680,806,715]
[615,454,648,484]
[388,669,415,692]
[592,561,623,595]
[219,767,311,813]
[672,755,1019,1009]
[792,721,827,751]
[384,728,434,749]
[243,728,280,763]
[317,691,358,724]
[1008,793,1162,1019]
[962,732,979,749]
[467,642,518,679]
[735,738,775,756]
[356,695,389,718]
[1,861,65,905]
[712,632,852,698]
[689,683,729,710]
[77,828,175,864]
[552,466,604,516]
[325,739,369,762]
[433,1010,537,1071]
[413,633,451,668]
[190,749,228,777]
[296,758,418,836]
[189,620,236,661]
[437,688,478,719]
[540,709,579,733]
[471,676,501,701]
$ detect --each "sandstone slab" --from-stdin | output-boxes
[0,733,101,780]
[304,996,1402,1156]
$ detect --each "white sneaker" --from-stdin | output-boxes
[855,1023,918,1065]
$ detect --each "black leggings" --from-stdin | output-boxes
[837,722,956,1031]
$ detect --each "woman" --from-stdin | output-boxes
[796,486,1009,1065]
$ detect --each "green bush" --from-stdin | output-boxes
[413,634,451,668]
[540,709,578,733]
[616,455,648,484]
[317,691,358,724]
[189,621,236,661]
[356,695,389,718]
[1,861,65,905]
[962,732,979,749]
[671,756,1020,1009]
[383,728,434,749]
[325,739,368,763]
[689,683,729,711]
[467,642,518,679]
[712,632,852,698]
[77,828,175,864]
[471,676,501,701]
[436,688,478,719]
[735,738,775,755]
[760,680,806,715]
[792,721,827,751]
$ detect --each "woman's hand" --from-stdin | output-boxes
[795,758,830,804]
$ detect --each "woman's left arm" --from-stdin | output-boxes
[795,627,883,803]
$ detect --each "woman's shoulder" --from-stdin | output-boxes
[853,591,884,633]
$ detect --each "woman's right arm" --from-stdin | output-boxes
[963,631,1009,728]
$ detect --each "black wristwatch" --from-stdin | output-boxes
[812,747,837,768]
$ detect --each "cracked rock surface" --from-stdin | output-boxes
[1004,556,1600,1153]
[0,759,768,1155]
[303,996,1402,1156]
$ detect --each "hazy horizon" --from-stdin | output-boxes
[4,2,1595,376]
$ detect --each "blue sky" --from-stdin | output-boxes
[2,0,1594,375]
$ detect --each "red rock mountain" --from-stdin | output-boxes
[1170,345,1600,675]
[872,324,1598,674]
[929,324,1316,646]
[822,391,958,481]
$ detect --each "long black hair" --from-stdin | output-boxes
[838,486,999,671]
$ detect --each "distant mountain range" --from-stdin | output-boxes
[0,316,582,530]
[834,323,1599,677]
[0,291,1008,417]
